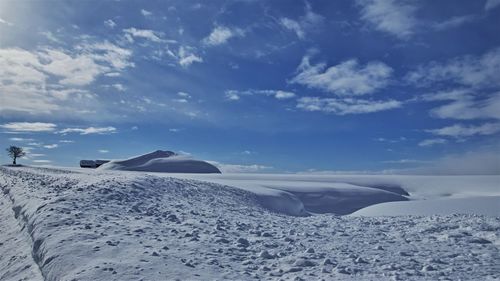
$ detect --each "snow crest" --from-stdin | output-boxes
[98,150,221,174]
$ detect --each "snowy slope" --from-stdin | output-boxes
[0,166,499,281]
[98,150,221,173]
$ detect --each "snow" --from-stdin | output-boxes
[0,166,499,280]
[98,150,221,174]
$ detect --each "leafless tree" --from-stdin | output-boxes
[6,146,26,165]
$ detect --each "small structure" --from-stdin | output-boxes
[80,159,110,168]
[80,160,96,168]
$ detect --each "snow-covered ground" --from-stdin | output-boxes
[0,166,499,280]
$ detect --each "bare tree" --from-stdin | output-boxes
[6,146,26,165]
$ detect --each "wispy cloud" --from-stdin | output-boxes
[104,19,116,28]
[356,0,417,39]
[224,89,296,101]
[59,126,117,135]
[406,47,500,89]
[297,97,401,115]
[124,27,163,43]
[177,46,203,67]
[1,122,57,132]
[280,3,323,39]
[427,123,500,138]
[432,14,477,31]
[418,138,448,147]
[0,17,13,26]
[203,26,244,46]
[141,9,152,17]
[291,56,392,96]
[43,144,59,149]
[98,149,109,153]
[485,0,500,11]
[33,159,52,163]
[8,137,35,142]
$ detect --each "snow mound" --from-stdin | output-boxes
[98,150,221,174]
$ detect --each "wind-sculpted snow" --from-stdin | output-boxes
[98,150,221,174]
[0,167,499,281]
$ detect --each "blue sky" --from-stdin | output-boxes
[1,0,499,174]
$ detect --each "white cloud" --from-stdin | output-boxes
[98,149,109,153]
[0,122,57,132]
[356,0,417,39]
[8,137,35,142]
[297,97,401,115]
[485,0,500,10]
[274,90,296,99]
[59,140,74,143]
[169,128,180,132]
[0,42,132,116]
[280,3,323,39]
[224,89,296,101]
[104,19,116,28]
[418,138,448,147]
[39,31,61,43]
[59,126,117,135]
[40,48,104,86]
[43,144,58,149]
[173,98,188,103]
[0,17,13,26]
[291,56,392,96]
[177,92,191,98]
[112,83,126,92]
[141,9,152,17]
[33,159,52,163]
[225,90,240,101]
[383,159,429,164]
[123,28,163,43]
[406,47,500,89]
[430,92,500,120]
[374,136,407,143]
[203,26,244,46]
[427,123,500,138]
[178,46,203,67]
[432,15,477,31]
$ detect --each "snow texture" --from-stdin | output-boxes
[0,166,499,281]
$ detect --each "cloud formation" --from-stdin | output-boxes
[203,26,244,46]
[0,122,57,132]
[225,89,296,101]
[418,138,448,147]
[291,56,392,96]
[280,3,323,39]
[297,97,401,115]
[427,123,500,138]
[406,47,500,89]
[59,126,117,135]
[356,0,417,39]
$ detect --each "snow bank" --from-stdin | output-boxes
[158,175,409,215]
[351,196,500,217]
[98,150,221,174]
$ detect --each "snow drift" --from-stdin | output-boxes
[98,150,221,174]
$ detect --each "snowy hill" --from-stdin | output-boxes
[0,166,498,280]
[98,150,221,174]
